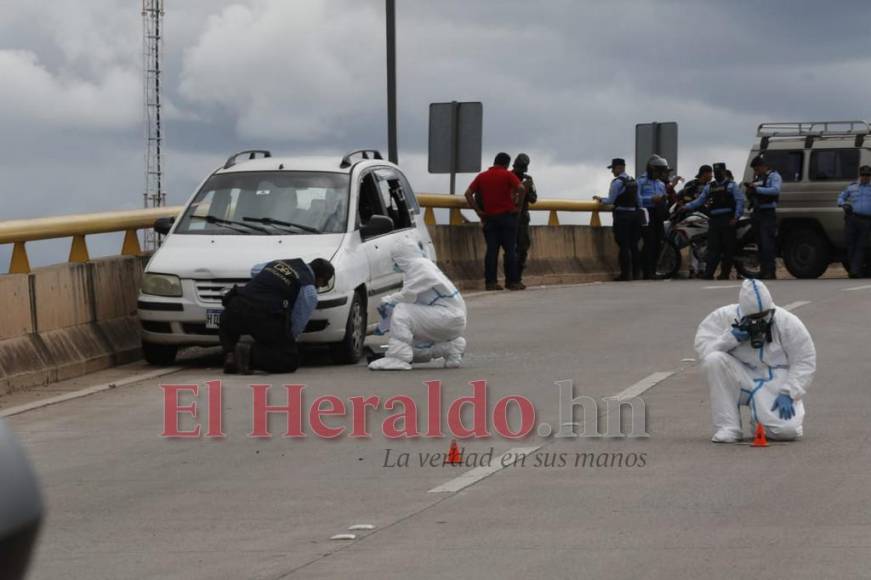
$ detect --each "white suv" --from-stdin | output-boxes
[138,149,434,365]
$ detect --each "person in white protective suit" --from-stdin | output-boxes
[694,279,816,443]
[369,237,467,371]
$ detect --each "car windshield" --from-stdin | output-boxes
[174,171,350,235]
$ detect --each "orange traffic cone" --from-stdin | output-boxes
[751,422,768,447]
[447,440,463,465]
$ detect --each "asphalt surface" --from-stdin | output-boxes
[7,278,871,580]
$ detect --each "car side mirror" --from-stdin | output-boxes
[154,217,175,236]
[360,214,394,240]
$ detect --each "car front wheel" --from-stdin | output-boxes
[330,292,366,364]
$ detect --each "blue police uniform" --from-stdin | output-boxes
[750,170,782,278]
[637,174,667,279]
[606,172,643,280]
[687,179,745,279]
[838,180,871,277]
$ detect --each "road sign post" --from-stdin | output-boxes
[636,122,678,179]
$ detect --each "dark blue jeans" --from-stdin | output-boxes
[483,213,519,284]
[845,214,871,276]
[752,209,777,277]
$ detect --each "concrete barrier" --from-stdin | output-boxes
[429,224,619,289]
[0,256,146,396]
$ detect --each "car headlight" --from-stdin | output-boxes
[142,273,183,297]
[317,274,335,294]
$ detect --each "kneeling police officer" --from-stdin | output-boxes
[220,258,335,374]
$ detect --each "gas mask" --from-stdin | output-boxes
[733,310,774,348]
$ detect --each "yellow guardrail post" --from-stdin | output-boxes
[121,229,142,256]
[449,208,464,225]
[547,210,560,226]
[590,208,602,228]
[69,234,90,263]
[10,241,30,274]
[423,206,436,226]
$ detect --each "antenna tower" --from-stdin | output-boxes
[142,0,165,250]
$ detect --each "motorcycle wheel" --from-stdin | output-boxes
[734,239,762,279]
[655,238,682,279]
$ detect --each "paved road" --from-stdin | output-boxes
[7,278,871,580]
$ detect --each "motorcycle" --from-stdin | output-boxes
[656,204,761,279]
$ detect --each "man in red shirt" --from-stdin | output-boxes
[464,152,526,290]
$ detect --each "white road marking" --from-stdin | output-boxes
[604,371,675,402]
[782,300,811,311]
[843,284,871,292]
[348,524,375,531]
[428,446,540,494]
[681,358,696,363]
[0,366,183,418]
[330,534,357,541]
[703,284,742,290]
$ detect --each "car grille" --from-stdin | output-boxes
[193,279,248,304]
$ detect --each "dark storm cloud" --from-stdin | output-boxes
[1,0,870,237]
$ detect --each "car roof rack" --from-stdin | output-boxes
[223,150,272,169]
[757,121,870,138]
[340,149,384,169]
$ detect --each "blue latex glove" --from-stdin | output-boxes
[731,326,750,342]
[771,393,795,421]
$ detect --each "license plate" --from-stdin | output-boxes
[206,309,223,330]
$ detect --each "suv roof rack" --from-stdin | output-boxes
[340,149,383,169]
[223,150,272,169]
[757,121,870,138]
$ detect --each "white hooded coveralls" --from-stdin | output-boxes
[694,279,816,441]
[369,237,467,370]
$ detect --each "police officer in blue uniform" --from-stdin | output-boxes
[683,163,744,279]
[745,156,782,279]
[638,155,669,279]
[837,164,871,278]
[595,158,642,281]
[220,258,334,374]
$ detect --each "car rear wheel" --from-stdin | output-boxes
[330,292,366,364]
[142,342,178,366]
[782,227,830,279]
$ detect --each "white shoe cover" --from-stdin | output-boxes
[711,429,741,443]
[368,357,412,371]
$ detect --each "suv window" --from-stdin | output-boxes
[375,169,414,229]
[760,150,803,182]
[809,149,860,181]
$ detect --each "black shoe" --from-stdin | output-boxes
[223,352,238,374]
[485,283,504,291]
[507,282,526,291]
[235,343,252,375]
[699,275,714,280]
[717,273,731,280]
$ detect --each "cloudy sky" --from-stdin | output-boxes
[2,0,871,266]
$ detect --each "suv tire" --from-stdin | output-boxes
[330,292,366,364]
[782,226,830,279]
[142,342,178,366]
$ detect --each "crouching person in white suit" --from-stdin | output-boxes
[695,279,816,443]
[369,237,467,371]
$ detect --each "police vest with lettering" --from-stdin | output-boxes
[708,180,736,212]
[238,258,314,314]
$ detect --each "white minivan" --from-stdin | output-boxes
[138,149,435,365]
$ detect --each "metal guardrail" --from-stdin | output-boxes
[416,194,602,228]
[0,195,603,274]
[0,207,183,274]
